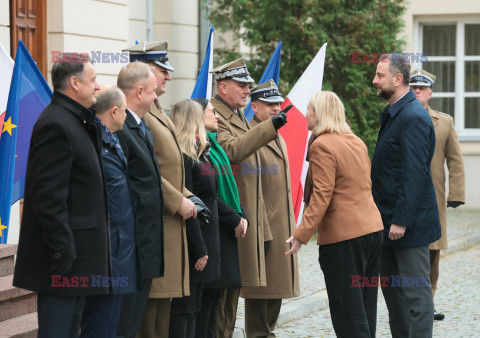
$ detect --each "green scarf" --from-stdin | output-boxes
[207,131,242,213]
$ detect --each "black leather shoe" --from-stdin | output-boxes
[434,310,445,321]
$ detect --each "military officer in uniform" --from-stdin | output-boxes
[246,80,300,337]
[210,58,290,337]
[123,41,197,337]
[410,69,466,321]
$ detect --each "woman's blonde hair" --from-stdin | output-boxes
[169,99,207,160]
[309,91,352,136]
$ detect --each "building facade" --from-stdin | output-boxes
[402,0,480,207]
[1,0,479,243]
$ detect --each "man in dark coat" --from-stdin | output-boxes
[13,55,110,337]
[371,54,441,337]
[80,85,139,337]
[115,61,164,338]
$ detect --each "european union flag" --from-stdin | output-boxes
[0,40,52,243]
[244,42,282,121]
[191,27,214,99]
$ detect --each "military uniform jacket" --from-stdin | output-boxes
[116,109,165,280]
[428,106,465,250]
[212,95,277,287]
[241,118,300,299]
[13,91,111,295]
[143,100,190,297]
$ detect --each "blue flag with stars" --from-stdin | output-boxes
[0,40,52,243]
[244,41,282,121]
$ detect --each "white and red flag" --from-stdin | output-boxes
[279,43,327,223]
[0,42,14,139]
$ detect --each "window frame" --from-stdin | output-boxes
[415,16,480,141]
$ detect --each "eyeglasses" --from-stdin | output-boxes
[207,109,218,116]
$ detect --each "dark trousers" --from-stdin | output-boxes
[169,282,204,338]
[80,294,122,338]
[216,288,240,338]
[37,293,85,338]
[116,278,152,338]
[245,298,282,338]
[196,288,222,338]
[381,245,434,338]
[319,230,383,338]
[429,249,440,298]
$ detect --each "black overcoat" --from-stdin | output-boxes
[371,89,441,247]
[184,155,245,288]
[116,109,164,279]
[13,91,111,296]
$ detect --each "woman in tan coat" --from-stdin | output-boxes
[286,91,384,338]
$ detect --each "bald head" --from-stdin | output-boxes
[93,84,127,132]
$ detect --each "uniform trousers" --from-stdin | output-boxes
[245,298,282,338]
[215,288,240,338]
[137,297,171,337]
[381,245,434,338]
[319,230,383,338]
[37,293,85,338]
[429,249,441,297]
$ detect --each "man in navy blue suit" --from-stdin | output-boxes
[371,54,441,338]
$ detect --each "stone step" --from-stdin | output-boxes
[0,312,38,337]
[0,245,18,277]
[0,275,36,322]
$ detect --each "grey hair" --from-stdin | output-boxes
[93,86,125,115]
[117,61,152,93]
[379,53,411,86]
[52,53,92,91]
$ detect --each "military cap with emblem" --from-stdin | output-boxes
[409,69,436,87]
[250,79,284,104]
[123,41,174,72]
[210,57,254,83]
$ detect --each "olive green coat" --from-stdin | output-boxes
[144,100,190,297]
[428,106,465,250]
[212,96,278,287]
[240,118,300,299]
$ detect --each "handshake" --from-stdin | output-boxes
[271,105,293,131]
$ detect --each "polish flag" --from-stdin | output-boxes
[279,43,327,223]
[0,42,14,139]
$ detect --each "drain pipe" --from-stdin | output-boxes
[146,0,153,41]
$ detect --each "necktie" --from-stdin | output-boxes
[139,119,146,135]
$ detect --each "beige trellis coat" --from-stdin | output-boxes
[240,117,300,299]
[428,106,465,250]
[144,100,190,297]
[212,96,278,287]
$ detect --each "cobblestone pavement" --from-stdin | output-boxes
[237,208,480,336]
[236,233,324,322]
[276,244,480,337]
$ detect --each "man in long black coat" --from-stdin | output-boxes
[13,55,110,337]
[115,61,165,338]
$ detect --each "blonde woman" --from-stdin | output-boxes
[169,99,247,338]
[286,91,384,338]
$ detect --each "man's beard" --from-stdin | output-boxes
[377,87,394,101]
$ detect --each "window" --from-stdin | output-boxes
[419,20,480,140]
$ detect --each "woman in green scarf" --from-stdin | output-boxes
[171,98,247,338]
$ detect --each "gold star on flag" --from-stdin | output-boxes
[2,117,17,136]
[0,218,7,238]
